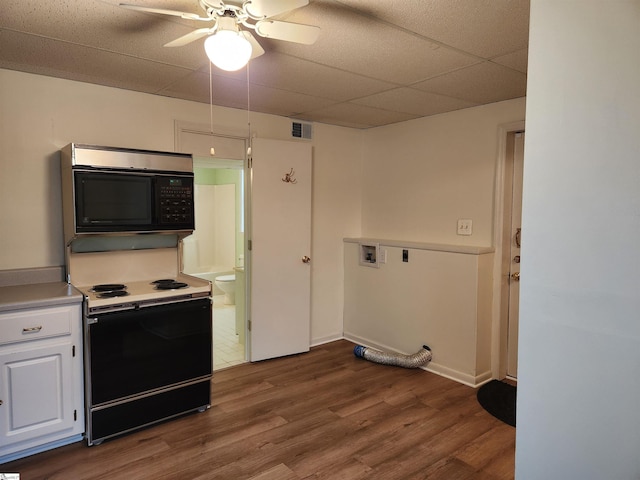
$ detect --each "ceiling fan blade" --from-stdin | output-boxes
[164,28,214,47]
[119,3,210,21]
[244,0,309,18]
[255,20,320,45]
[241,31,265,60]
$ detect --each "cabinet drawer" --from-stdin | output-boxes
[0,305,75,345]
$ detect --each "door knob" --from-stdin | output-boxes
[511,272,520,281]
[302,256,311,264]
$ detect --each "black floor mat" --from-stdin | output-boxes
[477,380,516,427]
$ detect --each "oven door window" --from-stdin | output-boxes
[88,298,212,406]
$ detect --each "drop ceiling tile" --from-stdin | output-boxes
[163,62,377,118]
[246,84,338,118]
[212,52,397,102]
[263,1,480,85]
[329,0,530,59]
[413,61,527,104]
[159,70,213,104]
[0,30,194,94]
[492,48,529,74]
[202,74,251,111]
[0,0,210,69]
[299,102,419,129]
[352,87,478,116]
[162,70,254,110]
[163,69,338,117]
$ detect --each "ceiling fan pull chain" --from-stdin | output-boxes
[209,61,214,134]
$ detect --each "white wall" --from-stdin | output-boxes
[361,98,526,246]
[310,124,363,343]
[344,241,494,386]
[0,69,362,344]
[354,97,525,383]
[183,183,236,274]
[516,2,640,478]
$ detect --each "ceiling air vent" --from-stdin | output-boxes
[292,121,313,140]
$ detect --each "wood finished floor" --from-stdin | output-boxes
[2,340,515,479]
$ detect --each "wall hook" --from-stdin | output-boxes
[282,168,297,184]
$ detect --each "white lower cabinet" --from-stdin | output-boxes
[0,304,84,462]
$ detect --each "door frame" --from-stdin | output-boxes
[174,121,250,363]
[491,121,525,379]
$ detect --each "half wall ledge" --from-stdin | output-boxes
[343,237,494,255]
[343,238,494,387]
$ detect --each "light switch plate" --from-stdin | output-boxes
[457,219,473,235]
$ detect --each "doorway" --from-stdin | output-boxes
[498,130,525,379]
[182,158,246,370]
[175,126,313,367]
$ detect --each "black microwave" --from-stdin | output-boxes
[61,144,195,238]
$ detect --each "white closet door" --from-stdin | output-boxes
[250,138,312,362]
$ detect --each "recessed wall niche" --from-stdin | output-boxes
[359,243,380,268]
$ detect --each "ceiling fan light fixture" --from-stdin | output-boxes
[204,29,252,71]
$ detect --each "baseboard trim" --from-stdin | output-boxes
[0,433,83,464]
[311,333,344,348]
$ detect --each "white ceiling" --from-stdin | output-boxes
[0,0,529,129]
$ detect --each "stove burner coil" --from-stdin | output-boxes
[151,279,189,290]
[92,283,127,292]
[96,290,130,298]
[91,283,129,298]
[154,281,189,290]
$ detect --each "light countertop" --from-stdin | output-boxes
[0,282,83,312]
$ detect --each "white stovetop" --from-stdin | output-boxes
[76,273,211,310]
[67,248,211,310]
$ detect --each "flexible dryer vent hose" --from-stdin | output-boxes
[353,344,432,369]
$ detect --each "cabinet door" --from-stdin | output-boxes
[0,342,74,445]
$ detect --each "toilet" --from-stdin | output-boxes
[214,274,236,305]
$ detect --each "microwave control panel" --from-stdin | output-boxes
[157,177,194,226]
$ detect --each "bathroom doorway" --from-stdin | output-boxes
[182,157,246,370]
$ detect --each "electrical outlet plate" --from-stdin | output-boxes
[457,219,473,235]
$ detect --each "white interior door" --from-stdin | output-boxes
[507,132,525,378]
[250,138,312,362]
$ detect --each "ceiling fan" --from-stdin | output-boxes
[120,0,320,71]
